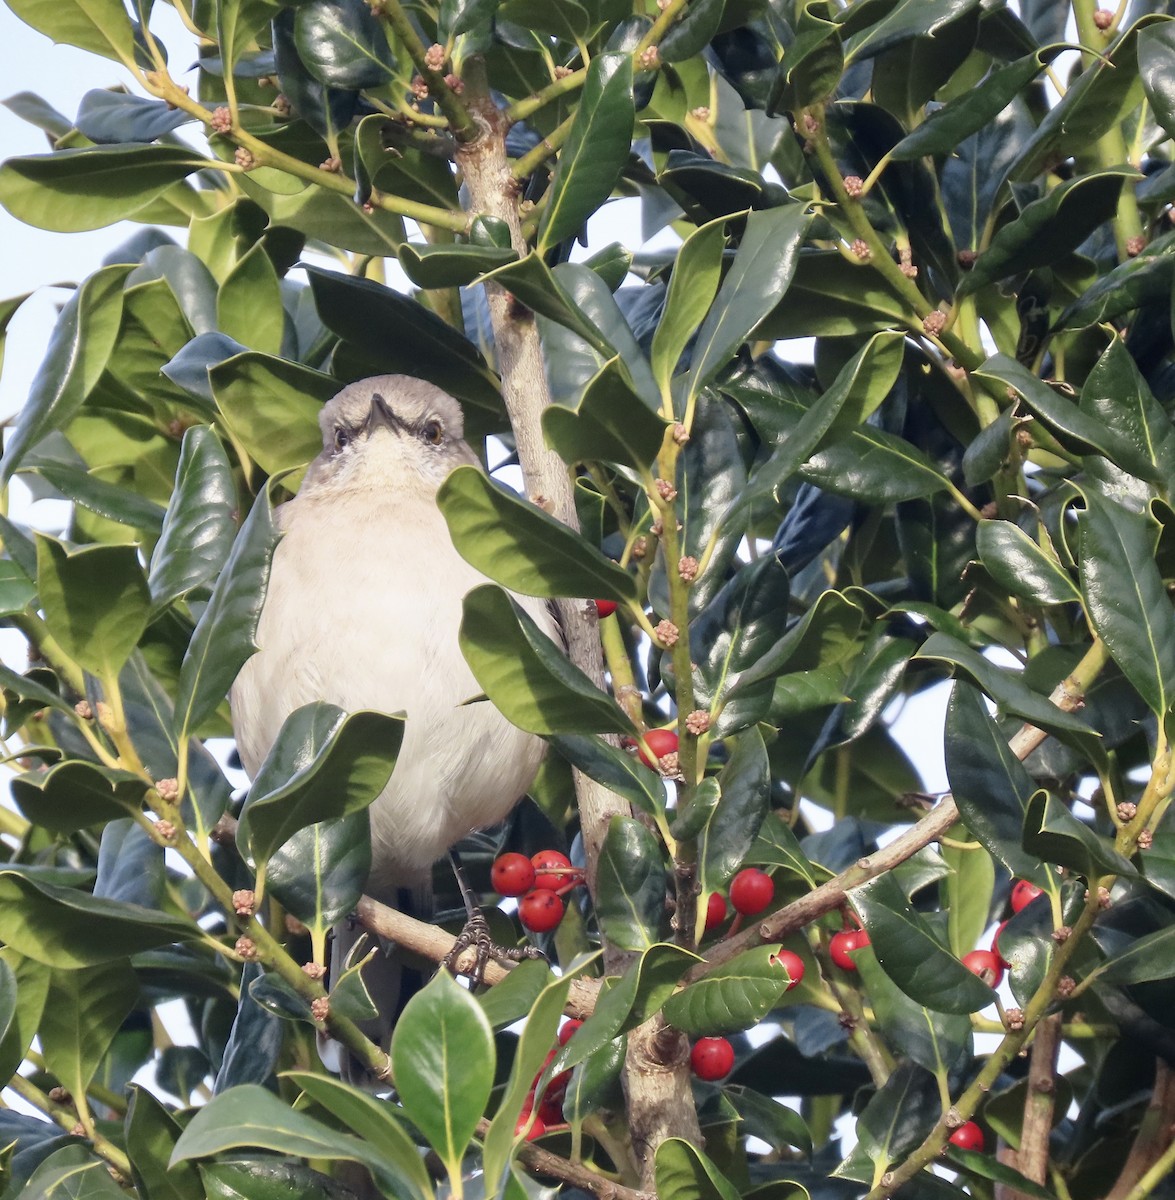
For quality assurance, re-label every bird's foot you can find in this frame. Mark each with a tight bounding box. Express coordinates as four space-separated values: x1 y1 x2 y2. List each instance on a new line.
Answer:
442 908 545 986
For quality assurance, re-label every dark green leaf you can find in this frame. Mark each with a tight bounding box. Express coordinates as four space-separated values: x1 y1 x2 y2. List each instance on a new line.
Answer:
1098 924 1175 985
757 251 909 338
660 0 724 61
1 266 128 483
946 1147 1057 1200
772 0 843 110
22 1143 127 1199
1055 241 1175 330
959 169 1137 296
148 426 238 613
655 1138 741 1200
844 0 981 62
537 54 634 254
11 761 145 835
398 242 517 289
459 584 632 734
438 465 636 599
596 816 666 951
217 242 284 356
477 958 556 1029
850 871 995 1014
688 205 810 403
237 704 401 868
174 480 281 740
266 811 371 929
1079 495 1175 717
549 734 665 817
976 519 1081 606
294 0 395 89
1023 790 1135 880
836 1061 939 1181
543 357 668 471
698 727 770 894
125 1086 203 1200
663 945 796 1036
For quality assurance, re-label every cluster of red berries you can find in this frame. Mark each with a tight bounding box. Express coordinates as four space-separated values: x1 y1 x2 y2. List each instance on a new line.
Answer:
960 878 1044 989
690 947 804 1080
704 867 776 931
492 850 585 933
516 1018 582 1140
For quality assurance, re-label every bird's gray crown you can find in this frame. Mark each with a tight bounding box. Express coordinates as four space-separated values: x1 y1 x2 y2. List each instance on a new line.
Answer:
318 375 466 447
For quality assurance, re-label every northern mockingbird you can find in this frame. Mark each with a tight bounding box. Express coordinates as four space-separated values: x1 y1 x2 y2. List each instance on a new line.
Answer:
230 375 557 1055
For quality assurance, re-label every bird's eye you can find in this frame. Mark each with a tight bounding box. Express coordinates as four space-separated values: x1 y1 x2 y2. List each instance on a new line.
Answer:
334 426 350 452
422 420 444 446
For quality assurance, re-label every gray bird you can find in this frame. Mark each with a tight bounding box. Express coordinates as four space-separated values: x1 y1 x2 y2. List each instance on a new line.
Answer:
230 375 557 1058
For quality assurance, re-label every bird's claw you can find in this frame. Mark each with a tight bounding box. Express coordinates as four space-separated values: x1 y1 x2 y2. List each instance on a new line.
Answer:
443 909 545 986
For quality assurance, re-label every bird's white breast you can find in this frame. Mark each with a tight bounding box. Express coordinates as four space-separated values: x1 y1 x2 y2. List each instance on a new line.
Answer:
230 487 556 898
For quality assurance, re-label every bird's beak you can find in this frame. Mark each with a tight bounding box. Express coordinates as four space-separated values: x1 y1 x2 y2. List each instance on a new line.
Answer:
365 394 407 437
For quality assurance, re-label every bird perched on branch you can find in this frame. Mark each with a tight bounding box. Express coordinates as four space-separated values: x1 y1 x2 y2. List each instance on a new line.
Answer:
230 374 557 1063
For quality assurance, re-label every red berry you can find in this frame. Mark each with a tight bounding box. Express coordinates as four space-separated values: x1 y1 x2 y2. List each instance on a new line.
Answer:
557 1018 583 1045
729 868 774 916
704 893 728 930
531 850 573 891
1010 879 1043 913
830 929 867 970
537 1096 564 1125
949 1121 985 1152
594 599 618 618
771 947 804 991
637 728 679 768
690 1036 734 1081
991 921 1010 969
962 948 1004 988
491 852 536 897
516 1112 546 1141
519 889 565 933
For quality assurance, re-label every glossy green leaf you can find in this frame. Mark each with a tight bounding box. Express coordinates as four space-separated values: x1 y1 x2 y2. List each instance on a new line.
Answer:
284 1071 432 1200
802 424 952 503
498 0 589 40
481 252 613 357
976 519 1081 606
944 683 1042 878
0 950 49 1083
1097 924 1175 985
1140 22 1175 138
174 480 281 740
549 733 665 817
477 957 555 1029
889 48 1052 160
1023 789 1135 880
307 266 502 414
543 357 667 471
209 352 335 478
217 242 284 356
663 945 796 1036
550 943 700 1077
1082 337 1175 490
943 837 995 962
844 0 981 62
148 426 238 614
36 537 150 681
655 1138 741 1200
1079 496 1175 717
959 169 1137 296
945 1147 1056 1200
0 558 34 617
216 0 280 75
439 0 499 39
850 871 995 1014
688 205 809 403
855 943 971 1073
538 54 634 254
266 811 371 930
22 1143 127 1199
482 967 576 1191
391 969 494 1179
0 147 209 233
125 1086 203 1200
294 0 395 89
170 1084 416 1192
836 1061 939 1181
1008 14 1165 181
650 214 727 397
750 811 825 887
659 0 723 61
40 961 137 1103
918 632 1095 745
698 727 770 894
438 464 636 599
772 0 843 110
563 1035 626 1124
5 0 135 63
1054 241 1175 330
354 115 460 211
24 464 167 532
398 242 517 289
1 266 128 482
596 816 666 951
236 703 401 868
975 354 1159 483
459 584 631 734
0 870 199 968
11 761 145 835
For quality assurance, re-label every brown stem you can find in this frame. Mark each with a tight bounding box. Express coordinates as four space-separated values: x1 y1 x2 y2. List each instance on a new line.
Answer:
455 57 701 1182
997 1012 1062 1200
1106 1061 1175 1200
